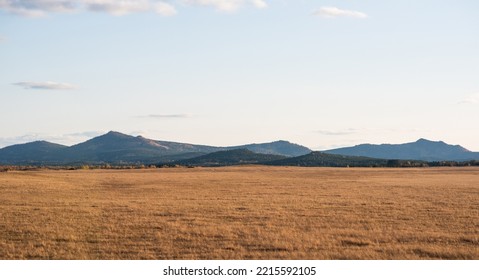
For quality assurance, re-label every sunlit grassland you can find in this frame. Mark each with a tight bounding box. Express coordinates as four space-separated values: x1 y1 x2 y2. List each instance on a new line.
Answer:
0 167 478 259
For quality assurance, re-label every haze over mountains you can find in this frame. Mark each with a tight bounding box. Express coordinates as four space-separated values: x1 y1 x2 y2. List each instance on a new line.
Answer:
0 131 478 166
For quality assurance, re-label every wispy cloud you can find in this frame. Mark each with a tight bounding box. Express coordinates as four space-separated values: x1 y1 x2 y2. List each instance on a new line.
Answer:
0 0 177 17
316 128 358 136
84 0 177 16
0 0 77 17
0 0 266 17
0 131 104 148
154 2 177 16
65 131 104 138
0 134 42 148
314 7 367 19
139 114 193 119
13 81 77 90
184 0 267 12
458 93 479 104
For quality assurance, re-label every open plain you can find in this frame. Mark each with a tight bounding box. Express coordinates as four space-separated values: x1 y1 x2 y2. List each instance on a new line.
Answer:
0 166 478 259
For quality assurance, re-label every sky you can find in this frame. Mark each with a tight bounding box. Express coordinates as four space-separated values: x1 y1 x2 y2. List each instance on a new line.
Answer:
1 0 478 151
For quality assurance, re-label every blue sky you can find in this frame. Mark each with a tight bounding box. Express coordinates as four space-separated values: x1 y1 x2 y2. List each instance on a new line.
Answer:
1 1 478 150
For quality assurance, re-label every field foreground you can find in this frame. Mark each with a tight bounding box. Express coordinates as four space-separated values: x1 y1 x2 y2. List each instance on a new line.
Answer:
0 166 478 259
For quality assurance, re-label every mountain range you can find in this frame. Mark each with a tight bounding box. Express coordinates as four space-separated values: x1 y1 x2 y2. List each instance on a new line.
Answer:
0 131 311 165
0 132 478 166
324 138 479 162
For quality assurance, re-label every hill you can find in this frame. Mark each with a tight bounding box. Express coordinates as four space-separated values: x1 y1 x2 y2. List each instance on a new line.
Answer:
267 152 390 167
3 132 477 166
0 131 310 165
230 140 312 157
65 131 219 164
0 141 67 164
324 139 479 161
174 149 287 167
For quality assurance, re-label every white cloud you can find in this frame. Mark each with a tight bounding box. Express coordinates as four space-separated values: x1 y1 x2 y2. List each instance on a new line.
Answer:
0 133 42 148
316 128 358 136
0 0 177 16
458 93 479 104
84 0 150 16
183 0 267 12
0 131 104 148
13 81 77 90
154 2 177 16
314 7 367 19
0 0 76 17
250 0 266 9
139 114 192 119
0 0 265 16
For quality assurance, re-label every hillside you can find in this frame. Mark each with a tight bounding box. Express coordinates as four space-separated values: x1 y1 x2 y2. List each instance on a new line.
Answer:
174 149 287 167
230 140 312 157
2 132 478 166
0 131 310 165
65 131 218 163
324 139 479 161
0 141 67 164
267 152 389 167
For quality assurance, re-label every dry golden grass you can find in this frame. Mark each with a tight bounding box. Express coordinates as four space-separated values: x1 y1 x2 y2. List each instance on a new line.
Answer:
0 166 478 260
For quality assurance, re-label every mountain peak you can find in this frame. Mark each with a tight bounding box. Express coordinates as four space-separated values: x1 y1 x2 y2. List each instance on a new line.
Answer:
105 131 127 137
96 131 134 140
416 138 445 145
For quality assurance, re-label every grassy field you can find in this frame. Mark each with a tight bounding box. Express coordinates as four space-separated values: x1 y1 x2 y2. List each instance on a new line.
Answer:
0 166 478 260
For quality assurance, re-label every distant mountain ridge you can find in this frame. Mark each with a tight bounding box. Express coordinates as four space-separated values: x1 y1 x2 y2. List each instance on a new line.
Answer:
1 133 478 166
65 131 218 163
324 139 479 161
0 131 311 165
